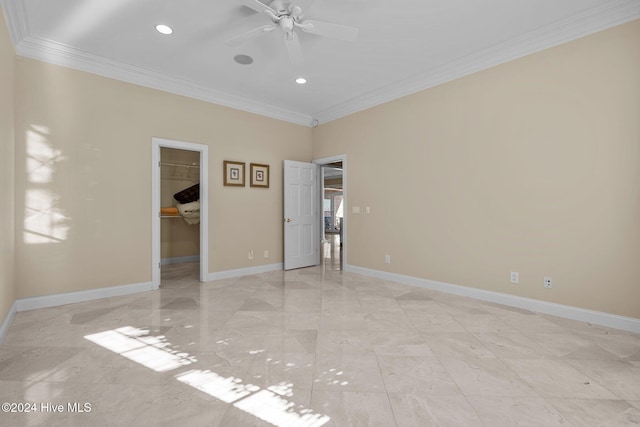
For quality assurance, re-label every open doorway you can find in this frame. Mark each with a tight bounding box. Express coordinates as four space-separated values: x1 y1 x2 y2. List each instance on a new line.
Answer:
159 147 201 287
152 138 209 290
314 155 346 271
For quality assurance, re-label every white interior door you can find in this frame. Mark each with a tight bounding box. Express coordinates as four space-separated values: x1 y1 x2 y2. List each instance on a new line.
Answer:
284 160 320 270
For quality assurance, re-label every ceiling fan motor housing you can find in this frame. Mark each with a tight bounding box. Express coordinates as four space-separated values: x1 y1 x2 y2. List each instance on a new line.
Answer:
269 0 290 16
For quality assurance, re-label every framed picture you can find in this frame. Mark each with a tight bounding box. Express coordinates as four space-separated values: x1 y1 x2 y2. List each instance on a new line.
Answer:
223 161 245 187
250 163 270 188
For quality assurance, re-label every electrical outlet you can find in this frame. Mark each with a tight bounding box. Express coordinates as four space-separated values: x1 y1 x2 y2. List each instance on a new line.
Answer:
384 255 391 264
248 250 254 260
263 250 269 259
510 272 519 284
544 276 552 289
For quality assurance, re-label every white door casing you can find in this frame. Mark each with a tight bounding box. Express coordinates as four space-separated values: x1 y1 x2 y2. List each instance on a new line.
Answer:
283 160 320 270
152 137 209 289
314 154 347 269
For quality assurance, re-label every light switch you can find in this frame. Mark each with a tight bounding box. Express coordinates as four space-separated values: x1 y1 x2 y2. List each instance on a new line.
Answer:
365 206 371 214
352 206 360 214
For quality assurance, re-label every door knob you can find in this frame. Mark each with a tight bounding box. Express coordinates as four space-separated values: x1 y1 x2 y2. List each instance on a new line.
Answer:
285 218 293 223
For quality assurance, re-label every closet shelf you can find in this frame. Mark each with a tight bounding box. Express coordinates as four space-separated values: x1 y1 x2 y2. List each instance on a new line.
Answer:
160 161 199 168
160 161 200 184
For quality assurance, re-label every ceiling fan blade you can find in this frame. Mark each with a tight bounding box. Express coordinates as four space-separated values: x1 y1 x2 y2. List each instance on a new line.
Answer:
297 19 359 41
236 0 277 15
284 32 304 65
224 20 275 47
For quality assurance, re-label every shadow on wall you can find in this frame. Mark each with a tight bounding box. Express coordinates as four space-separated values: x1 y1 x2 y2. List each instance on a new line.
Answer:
22 124 70 244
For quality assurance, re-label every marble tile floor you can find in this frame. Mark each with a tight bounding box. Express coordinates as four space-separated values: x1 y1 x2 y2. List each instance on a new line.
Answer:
1 262 639 426
322 233 342 271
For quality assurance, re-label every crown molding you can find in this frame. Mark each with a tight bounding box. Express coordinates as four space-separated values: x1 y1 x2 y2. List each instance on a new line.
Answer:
1 0 313 126
3 0 639 127
0 0 28 46
14 35 313 126
312 0 640 124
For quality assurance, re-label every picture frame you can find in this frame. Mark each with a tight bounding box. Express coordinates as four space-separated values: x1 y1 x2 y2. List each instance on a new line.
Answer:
223 161 245 187
250 163 270 188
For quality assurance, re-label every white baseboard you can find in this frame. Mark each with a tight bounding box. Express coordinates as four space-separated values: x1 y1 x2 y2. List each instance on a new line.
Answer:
206 263 283 281
346 265 640 334
0 301 17 346
161 256 200 265
15 281 154 312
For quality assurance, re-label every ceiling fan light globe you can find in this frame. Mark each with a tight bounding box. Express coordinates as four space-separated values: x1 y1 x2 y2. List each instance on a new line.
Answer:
290 5 303 18
280 16 294 32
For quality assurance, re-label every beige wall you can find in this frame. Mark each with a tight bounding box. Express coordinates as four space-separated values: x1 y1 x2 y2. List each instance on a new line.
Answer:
313 20 640 318
0 10 16 326
160 147 200 260
3 13 638 321
14 58 312 298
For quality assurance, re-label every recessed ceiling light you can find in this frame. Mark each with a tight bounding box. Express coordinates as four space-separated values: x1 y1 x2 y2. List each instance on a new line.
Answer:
234 54 254 65
295 77 307 85
155 24 173 35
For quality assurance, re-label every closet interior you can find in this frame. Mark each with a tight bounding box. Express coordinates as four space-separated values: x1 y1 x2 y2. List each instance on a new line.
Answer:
160 147 201 282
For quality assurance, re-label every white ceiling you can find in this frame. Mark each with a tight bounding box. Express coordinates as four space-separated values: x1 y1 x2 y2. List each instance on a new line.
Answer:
2 0 639 126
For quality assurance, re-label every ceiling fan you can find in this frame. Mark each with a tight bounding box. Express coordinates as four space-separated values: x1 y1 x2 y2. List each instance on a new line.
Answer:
225 0 359 65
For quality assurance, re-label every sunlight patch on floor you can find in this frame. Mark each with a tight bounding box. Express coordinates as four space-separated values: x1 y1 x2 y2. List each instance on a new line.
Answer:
84 326 196 373
178 370 329 427
176 369 259 403
86 326 330 426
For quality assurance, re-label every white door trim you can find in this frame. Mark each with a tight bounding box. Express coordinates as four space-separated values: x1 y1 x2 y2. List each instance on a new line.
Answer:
152 137 209 289
313 154 347 269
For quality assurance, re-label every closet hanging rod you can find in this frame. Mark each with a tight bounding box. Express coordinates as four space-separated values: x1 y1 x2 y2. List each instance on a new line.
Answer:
160 161 200 168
